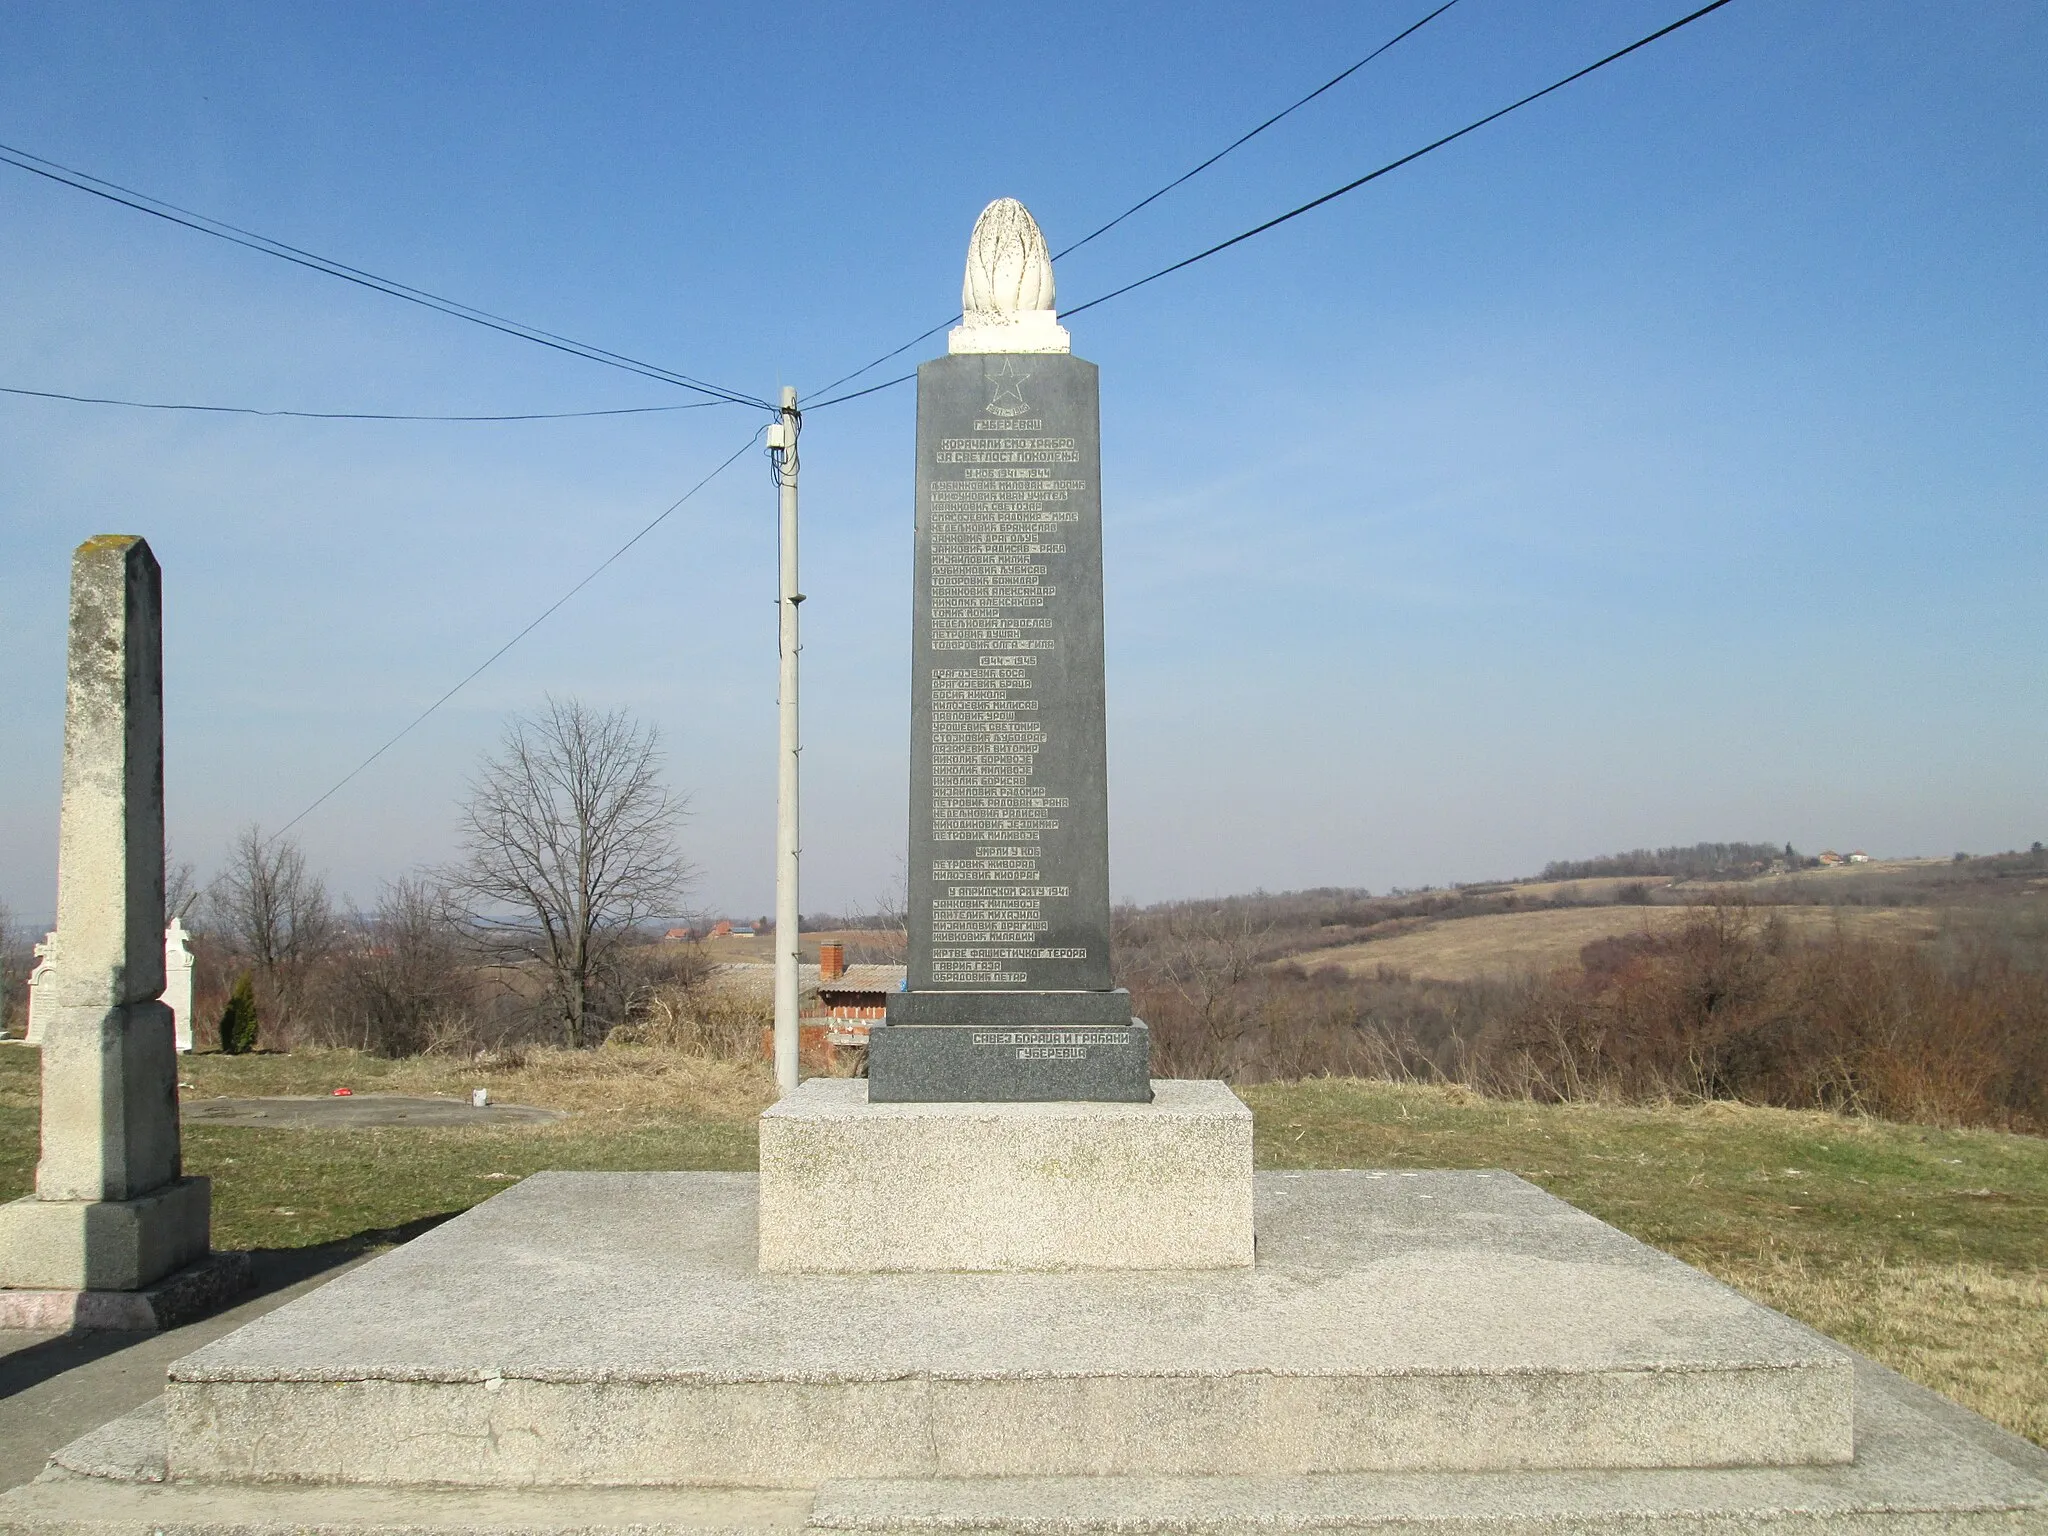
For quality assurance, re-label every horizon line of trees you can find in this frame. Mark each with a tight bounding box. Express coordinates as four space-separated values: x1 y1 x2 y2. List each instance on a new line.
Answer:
1539 841 1802 883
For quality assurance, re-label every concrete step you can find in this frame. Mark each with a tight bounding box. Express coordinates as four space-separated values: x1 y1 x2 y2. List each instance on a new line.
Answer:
8 1359 2044 1535
813 1358 2048 1536
161 1171 1850 1488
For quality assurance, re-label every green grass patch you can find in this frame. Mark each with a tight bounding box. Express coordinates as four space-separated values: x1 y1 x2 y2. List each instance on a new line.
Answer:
186 1121 759 1252
1244 1078 2048 1274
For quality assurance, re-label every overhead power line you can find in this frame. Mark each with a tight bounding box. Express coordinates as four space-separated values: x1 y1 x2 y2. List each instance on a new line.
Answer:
804 0 1738 413
1052 0 1464 264
1063 0 1738 321
270 427 764 839
801 0 1464 404
0 140 775 413
803 318 958 407
0 382 722 422
804 370 923 411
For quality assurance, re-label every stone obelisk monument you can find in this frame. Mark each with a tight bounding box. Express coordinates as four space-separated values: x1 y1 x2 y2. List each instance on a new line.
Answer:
868 198 1149 1102
0 536 232 1327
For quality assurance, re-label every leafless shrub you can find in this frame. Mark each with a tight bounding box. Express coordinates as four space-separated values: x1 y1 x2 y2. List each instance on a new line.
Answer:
609 959 766 1060
323 877 478 1057
1114 899 1271 1077
1117 893 1524 1086
1109 886 2046 1129
1474 901 2048 1129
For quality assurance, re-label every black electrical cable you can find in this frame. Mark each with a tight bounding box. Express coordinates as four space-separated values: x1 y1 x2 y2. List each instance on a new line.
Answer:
805 370 918 411
1062 0 1739 322
0 141 774 412
0 383 722 421
802 317 959 407
801 0 1464 404
269 427 764 839
1051 0 1464 264
806 0 1739 412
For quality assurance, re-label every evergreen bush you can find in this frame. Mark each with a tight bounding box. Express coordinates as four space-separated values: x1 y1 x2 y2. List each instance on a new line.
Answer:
219 973 259 1055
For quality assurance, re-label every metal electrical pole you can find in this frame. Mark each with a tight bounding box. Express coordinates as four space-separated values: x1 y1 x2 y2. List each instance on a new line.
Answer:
769 387 802 1094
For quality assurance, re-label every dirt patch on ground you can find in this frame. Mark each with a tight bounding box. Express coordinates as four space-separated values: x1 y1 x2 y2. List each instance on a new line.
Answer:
183 1094 565 1128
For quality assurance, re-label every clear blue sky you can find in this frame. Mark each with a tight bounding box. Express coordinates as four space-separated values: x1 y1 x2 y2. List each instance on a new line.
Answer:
2 1 2042 924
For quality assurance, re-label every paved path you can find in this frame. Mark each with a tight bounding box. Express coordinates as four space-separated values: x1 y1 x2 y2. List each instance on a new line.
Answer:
0 1237 413 1492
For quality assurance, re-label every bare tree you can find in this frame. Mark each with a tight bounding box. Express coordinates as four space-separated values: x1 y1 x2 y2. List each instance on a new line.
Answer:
448 698 690 1047
843 856 909 964
166 850 199 926
205 826 337 1021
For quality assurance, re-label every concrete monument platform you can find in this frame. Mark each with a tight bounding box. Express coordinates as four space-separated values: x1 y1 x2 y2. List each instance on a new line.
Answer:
759 1078 1251 1272
152 1170 1852 1489
10 1286 2048 1536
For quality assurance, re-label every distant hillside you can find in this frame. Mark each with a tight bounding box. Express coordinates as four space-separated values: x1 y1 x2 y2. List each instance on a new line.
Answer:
1539 842 1794 882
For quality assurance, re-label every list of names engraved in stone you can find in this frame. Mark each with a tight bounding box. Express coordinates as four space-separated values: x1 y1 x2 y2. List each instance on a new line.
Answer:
926 416 1084 985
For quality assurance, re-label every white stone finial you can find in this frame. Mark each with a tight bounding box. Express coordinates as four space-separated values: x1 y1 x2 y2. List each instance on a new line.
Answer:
950 198 1070 355
963 198 1055 317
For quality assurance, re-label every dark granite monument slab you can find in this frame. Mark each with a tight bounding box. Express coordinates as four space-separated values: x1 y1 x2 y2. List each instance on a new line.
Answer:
867 332 1150 1103
867 1022 1151 1103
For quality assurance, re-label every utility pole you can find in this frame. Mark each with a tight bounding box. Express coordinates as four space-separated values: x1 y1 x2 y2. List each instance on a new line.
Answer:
768 387 802 1094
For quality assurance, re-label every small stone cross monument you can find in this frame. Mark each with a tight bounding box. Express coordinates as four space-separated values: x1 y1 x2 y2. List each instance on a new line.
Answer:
164 916 195 1052
26 920 197 1052
866 197 1150 1102
0 537 239 1328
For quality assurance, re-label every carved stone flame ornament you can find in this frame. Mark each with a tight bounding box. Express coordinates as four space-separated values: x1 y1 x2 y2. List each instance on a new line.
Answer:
950 198 1071 355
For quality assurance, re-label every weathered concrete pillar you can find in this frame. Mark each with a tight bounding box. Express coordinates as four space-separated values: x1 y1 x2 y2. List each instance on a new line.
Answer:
0 536 211 1300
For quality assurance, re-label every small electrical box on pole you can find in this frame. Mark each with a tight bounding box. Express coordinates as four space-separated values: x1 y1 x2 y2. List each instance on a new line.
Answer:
768 388 802 1094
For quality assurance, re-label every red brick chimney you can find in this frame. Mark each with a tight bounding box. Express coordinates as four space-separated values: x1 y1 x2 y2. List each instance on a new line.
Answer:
819 942 846 982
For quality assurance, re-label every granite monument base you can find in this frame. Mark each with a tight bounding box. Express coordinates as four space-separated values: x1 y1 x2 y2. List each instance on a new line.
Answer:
868 992 1150 1102
0 1248 251 1331
758 1078 1252 1272
0 1175 212 1291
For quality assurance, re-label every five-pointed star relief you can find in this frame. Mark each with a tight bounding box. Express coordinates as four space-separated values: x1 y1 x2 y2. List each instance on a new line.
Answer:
985 358 1031 415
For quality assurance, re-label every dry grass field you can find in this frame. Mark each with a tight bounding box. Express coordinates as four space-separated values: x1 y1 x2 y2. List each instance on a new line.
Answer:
1309 902 1947 982
1683 856 1960 900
